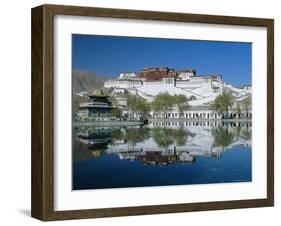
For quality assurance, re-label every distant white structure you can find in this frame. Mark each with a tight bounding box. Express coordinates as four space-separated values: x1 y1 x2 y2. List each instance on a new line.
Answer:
104 67 252 118
242 85 252 91
104 78 142 89
177 69 196 80
119 72 136 79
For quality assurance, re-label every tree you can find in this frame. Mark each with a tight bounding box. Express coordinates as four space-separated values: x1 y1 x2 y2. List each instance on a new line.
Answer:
136 97 151 117
152 92 174 118
111 107 122 118
126 94 150 118
211 91 234 118
174 94 189 118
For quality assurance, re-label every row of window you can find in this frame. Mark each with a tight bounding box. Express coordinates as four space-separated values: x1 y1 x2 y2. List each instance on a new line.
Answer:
105 80 141 85
151 121 252 127
152 112 252 119
153 112 221 119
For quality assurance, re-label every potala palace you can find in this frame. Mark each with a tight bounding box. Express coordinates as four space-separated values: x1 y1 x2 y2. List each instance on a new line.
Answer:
103 67 252 120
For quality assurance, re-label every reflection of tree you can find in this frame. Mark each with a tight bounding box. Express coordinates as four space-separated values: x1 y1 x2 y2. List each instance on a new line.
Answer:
240 127 252 142
173 128 191 146
90 149 104 158
110 128 124 143
152 128 174 148
234 126 241 139
233 126 251 143
212 126 235 148
124 127 151 145
152 127 192 148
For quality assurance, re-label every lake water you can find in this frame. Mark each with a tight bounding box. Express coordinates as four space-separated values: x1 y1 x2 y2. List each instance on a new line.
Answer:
72 120 252 190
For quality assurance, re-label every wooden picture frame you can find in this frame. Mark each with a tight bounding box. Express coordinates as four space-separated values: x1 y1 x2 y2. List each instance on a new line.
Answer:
31 4 274 221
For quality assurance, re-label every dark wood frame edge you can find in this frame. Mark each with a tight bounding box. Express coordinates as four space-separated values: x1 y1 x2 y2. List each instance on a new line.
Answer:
31 4 274 221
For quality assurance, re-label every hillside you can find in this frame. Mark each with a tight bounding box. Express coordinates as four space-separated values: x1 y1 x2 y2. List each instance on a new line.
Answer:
72 69 109 93
72 70 110 114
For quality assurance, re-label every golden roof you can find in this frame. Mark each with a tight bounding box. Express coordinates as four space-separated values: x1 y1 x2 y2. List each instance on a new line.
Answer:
91 149 103 157
91 89 105 97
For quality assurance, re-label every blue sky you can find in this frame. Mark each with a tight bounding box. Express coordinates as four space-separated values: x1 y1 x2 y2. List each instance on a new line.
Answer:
72 34 252 87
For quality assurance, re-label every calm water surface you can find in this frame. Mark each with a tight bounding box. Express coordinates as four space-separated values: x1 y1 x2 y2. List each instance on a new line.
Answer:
73 121 252 190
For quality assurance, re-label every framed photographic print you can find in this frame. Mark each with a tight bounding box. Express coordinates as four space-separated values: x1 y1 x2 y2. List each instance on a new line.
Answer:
31 4 274 221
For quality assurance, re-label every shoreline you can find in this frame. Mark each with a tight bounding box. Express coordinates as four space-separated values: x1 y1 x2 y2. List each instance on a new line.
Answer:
73 118 251 127
73 120 144 127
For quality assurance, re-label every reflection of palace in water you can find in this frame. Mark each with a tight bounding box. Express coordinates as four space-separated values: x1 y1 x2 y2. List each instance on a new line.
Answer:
74 121 251 166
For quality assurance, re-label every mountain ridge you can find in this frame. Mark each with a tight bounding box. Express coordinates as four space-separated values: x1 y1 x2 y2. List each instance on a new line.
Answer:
72 69 110 93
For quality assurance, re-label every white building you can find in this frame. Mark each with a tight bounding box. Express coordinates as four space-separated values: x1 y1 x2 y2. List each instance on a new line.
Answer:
177 69 196 80
104 68 252 118
152 106 223 119
104 78 142 89
119 72 136 79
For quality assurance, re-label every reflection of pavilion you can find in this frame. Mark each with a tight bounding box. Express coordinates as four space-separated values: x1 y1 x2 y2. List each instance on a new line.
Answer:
73 122 251 165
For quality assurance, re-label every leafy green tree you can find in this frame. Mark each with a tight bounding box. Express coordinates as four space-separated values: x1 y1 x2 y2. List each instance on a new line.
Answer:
152 92 174 118
211 91 234 118
174 94 189 118
136 98 151 117
127 94 138 113
111 107 122 118
127 94 150 118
